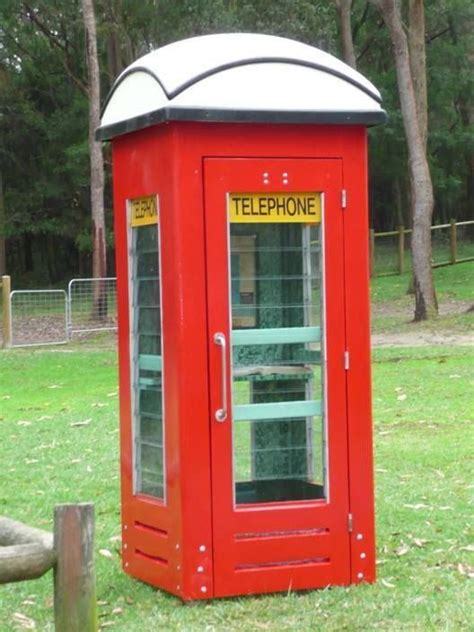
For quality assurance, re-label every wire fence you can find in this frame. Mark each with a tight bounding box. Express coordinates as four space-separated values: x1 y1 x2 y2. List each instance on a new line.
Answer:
67 277 117 337
1 278 117 349
10 290 68 347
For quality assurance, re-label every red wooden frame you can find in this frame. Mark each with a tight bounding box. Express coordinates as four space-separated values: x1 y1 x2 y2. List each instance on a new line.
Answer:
111 122 375 601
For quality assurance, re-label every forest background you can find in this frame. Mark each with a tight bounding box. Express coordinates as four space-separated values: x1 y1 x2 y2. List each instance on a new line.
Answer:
0 0 472 289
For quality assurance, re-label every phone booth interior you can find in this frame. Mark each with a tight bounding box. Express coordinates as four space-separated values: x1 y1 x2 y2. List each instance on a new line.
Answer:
97 33 386 601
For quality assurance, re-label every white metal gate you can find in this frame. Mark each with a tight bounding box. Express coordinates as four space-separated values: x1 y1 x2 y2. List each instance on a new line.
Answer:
10 290 68 347
67 277 117 337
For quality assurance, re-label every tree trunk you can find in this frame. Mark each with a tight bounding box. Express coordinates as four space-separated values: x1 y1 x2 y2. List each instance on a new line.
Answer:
370 0 437 320
408 0 428 150
334 0 357 68
82 0 107 320
0 172 5 277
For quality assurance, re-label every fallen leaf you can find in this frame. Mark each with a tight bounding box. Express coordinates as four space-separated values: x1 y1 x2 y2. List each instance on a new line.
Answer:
125 596 134 605
21 600 35 606
1 395 11 400
107 392 118 398
25 459 38 464
458 563 474 578
109 535 121 543
395 544 410 556
459 545 474 553
37 415 53 421
381 579 395 588
47 384 62 389
12 613 36 629
112 608 123 615
70 419 92 427
403 503 431 510
100 623 115 629
397 394 407 401
70 459 82 464
412 538 429 548
97 600 108 606
17 421 32 426
449 374 461 379
99 549 113 558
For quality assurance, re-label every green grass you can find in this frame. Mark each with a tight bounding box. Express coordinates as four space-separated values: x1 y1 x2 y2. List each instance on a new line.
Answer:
371 260 474 334
0 344 472 631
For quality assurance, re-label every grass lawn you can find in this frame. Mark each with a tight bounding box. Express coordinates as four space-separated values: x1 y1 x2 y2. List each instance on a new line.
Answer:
0 343 472 631
371 261 474 334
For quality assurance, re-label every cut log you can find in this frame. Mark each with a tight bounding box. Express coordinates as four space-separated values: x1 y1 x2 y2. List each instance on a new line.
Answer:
0 516 55 583
0 542 55 583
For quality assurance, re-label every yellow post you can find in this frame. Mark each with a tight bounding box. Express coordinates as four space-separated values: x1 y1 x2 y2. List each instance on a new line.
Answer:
450 219 457 264
398 225 405 275
1 275 11 348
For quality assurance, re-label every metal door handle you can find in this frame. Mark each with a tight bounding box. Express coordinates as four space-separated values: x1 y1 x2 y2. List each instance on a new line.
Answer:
213 332 227 422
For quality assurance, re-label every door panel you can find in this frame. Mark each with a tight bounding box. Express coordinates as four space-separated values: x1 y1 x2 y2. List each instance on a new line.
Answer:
205 158 349 597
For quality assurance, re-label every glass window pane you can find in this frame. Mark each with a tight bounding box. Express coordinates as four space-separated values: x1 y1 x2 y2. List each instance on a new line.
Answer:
230 219 325 504
130 221 165 500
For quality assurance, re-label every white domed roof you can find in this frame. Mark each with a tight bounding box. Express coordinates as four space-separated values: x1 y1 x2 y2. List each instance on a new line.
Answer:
97 33 385 140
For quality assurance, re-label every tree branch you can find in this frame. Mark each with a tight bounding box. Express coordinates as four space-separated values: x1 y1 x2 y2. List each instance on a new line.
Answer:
21 2 89 95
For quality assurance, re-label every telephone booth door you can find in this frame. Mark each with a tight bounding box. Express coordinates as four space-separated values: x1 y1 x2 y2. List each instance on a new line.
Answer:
205 157 350 597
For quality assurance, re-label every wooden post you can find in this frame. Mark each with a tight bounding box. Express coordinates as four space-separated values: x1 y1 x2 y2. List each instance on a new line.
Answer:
1 275 12 348
398 225 405 275
369 229 375 277
450 219 457 264
54 503 98 632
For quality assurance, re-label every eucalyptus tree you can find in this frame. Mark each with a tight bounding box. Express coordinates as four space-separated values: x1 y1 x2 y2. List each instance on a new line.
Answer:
369 0 437 320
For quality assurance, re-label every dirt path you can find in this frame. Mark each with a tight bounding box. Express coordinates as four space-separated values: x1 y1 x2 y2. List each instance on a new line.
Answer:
372 332 473 347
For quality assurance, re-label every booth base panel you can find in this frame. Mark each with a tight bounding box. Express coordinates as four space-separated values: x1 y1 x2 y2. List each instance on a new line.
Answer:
236 479 325 504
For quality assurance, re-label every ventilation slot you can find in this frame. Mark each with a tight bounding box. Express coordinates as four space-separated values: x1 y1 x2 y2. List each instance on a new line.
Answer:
236 556 329 571
135 549 168 567
235 527 328 541
134 521 168 538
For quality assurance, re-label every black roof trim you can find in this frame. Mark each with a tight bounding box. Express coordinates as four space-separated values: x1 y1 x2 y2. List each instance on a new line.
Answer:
96 106 387 141
169 58 382 104
100 56 382 118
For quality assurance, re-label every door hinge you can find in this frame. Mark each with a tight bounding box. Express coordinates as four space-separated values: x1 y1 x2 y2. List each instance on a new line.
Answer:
348 513 353 533
344 350 350 370
341 189 347 209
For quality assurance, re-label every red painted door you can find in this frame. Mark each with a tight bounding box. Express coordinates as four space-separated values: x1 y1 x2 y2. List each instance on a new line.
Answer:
205 157 350 597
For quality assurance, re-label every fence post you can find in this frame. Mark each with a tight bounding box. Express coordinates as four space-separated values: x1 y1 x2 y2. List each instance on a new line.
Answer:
1 275 12 348
450 219 457 264
398 225 405 275
54 503 98 632
369 229 375 277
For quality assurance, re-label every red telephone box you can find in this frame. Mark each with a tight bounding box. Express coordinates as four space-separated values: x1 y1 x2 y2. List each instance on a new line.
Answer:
97 33 385 601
